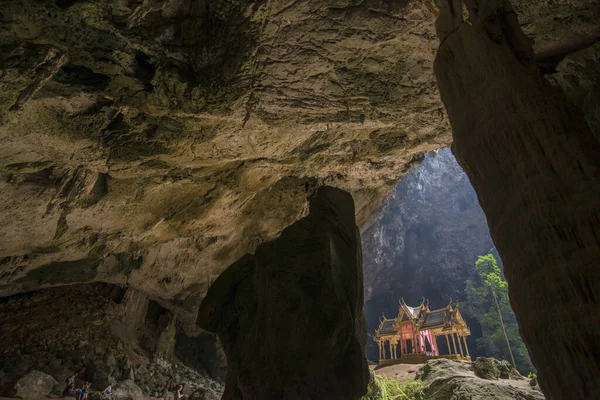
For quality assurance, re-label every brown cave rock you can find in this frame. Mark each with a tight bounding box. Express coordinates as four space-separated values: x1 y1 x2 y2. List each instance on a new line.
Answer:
197 186 369 399
434 1 600 399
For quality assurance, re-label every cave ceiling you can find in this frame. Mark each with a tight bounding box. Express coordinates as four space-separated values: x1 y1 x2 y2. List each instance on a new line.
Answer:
1 0 599 318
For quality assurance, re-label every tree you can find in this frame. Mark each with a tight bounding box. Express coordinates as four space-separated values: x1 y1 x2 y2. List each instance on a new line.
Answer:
464 253 535 373
475 254 515 368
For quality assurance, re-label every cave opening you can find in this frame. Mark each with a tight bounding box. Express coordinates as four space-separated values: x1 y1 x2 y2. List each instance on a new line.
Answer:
362 148 533 374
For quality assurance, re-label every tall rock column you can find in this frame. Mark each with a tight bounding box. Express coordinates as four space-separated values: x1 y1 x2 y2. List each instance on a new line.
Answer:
433 1 600 399
197 186 369 399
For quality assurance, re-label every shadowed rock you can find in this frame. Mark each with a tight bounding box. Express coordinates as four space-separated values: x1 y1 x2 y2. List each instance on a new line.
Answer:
434 1 600 398
198 186 369 399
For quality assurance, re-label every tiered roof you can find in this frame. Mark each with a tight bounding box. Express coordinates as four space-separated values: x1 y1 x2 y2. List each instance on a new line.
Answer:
374 298 469 339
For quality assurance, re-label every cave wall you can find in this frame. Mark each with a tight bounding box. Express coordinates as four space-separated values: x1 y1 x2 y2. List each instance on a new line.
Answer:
433 1 600 399
198 187 369 400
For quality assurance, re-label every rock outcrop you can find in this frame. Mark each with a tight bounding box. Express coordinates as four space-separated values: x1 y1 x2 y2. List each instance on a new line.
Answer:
472 357 522 381
0 283 223 398
416 358 543 400
198 186 369 399
434 1 600 399
13 370 57 399
113 380 144 400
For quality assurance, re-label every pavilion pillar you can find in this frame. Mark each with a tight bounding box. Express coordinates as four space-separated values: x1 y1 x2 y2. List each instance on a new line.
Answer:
378 341 382 360
412 332 417 354
391 343 396 359
384 340 388 360
452 333 458 356
433 335 438 356
445 334 451 354
462 336 470 358
456 334 465 358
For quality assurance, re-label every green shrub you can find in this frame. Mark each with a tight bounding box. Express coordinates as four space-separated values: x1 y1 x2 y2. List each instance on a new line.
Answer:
363 373 425 400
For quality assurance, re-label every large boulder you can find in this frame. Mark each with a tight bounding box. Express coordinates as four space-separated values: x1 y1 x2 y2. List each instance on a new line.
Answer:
198 186 369 399
472 357 501 380
14 370 58 399
416 359 544 400
494 359 523 381
86 360 114 387
113 379 144 400
471 357 523 381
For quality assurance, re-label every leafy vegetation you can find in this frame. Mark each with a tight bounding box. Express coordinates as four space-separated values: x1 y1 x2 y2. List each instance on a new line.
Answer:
464 253 535 374
363 373 425 400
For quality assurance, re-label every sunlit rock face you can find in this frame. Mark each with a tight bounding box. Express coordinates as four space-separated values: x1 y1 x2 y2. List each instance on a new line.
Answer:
0 0 599 324
361 148 497 360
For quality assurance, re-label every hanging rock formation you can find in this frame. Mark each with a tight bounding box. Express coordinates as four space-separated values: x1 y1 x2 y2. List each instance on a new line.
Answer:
434 1 600 399
198 186 369 400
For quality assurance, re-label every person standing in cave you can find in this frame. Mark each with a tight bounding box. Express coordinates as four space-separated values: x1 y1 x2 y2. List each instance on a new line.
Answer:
103 384 114 400
81 382 90 400
62 374 76 397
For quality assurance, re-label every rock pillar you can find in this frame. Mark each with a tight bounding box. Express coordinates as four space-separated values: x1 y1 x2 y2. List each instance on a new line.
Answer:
154 317 177 363
197 186 369 399
434 1 600 398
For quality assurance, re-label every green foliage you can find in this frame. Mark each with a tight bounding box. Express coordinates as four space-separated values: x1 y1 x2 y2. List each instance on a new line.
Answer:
464 253 535 374
528 372 537 379
363 373 425 400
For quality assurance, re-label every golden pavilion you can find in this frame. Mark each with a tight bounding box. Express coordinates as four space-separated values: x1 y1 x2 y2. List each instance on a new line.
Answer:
373 298 471 365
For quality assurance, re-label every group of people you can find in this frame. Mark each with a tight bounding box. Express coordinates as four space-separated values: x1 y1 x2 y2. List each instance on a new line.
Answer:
62 374 113 400
62 373 184 400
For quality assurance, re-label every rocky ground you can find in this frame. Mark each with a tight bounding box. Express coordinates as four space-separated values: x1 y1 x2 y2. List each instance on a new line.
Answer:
0 284 224 400
372 357 544 400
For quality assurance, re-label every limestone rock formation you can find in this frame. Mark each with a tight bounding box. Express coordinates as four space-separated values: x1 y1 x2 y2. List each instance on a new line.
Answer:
113 379 144 400
1 0 600 397
472 357 522 381
548 42 600 138
0 0 446 309
1 0 599 323
434 1 600 398
13 370 57 399
0 283 223 398
416 358 544 400
198 186 369 399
